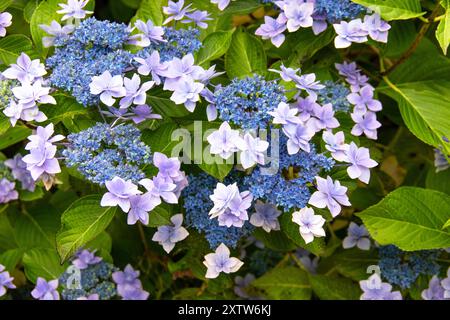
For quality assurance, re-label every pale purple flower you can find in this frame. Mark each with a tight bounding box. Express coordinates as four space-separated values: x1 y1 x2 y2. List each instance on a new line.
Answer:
113 264 149 300
196 65 224 84
100 177 142 212
3 53 46 84
0 178 18 204
160 54 203 91
282 123 314 154
294 95 320 122
203 243 244 279
203 88 218 121
31 278 60 300
22 141 61 181
283 1 314 32
0 12 12 37
294 73 325 97
170 78 204 112
360 274 402 300
351 111 381 140
217 191 252 228
422 276 447 300
312 13 328 35
184 10 212 29
344 142 378 184
39 20 75 47
322 131 348 162
89 71 126 106
363 14 390 43
4 101 25 126
127 193 159 225
250 201 281 233
269 64 300 82
163 0 192 25
255 16 287 48
268 101 301 125
442 267 450 299
152 214 189 253
343 222 371 250
140 174 178 204
211 0 231 11
347 73 370 93
153 152 183 182
118 284 149 300
238 133 269 169
308 103 339 132
57 0 93 20
209 182 240 218
292 207 326 244
77 294 99 300
134 51 168 85
234 274 256 299
129 20 165 47
25 123 64 150
347 85 382 114
5 154 35 192
207 122 243 159
0 265 15 297
335 61 359 79
333 19 369 49
309 176 350 217
119 74 154 109
130 105 162 124
12 81 56 108
72 250 102 269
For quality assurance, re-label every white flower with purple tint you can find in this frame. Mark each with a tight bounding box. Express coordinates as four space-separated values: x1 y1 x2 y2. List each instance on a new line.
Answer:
203 243 244 279
5 154 35 192
100 177 142 212
351 111 381 140
207 122 243 159
31 278 60 300
360 274 402 300
308 103 340 132
152 214 189 253
129 19 165 47
268 101 301 125
3 53 47 84
322 131 348 162
12 81 56 108
363 14 391 43
292 207 326 244
0 178 18 204
333 19 369 49
0 265 15 297
57 0 93 20
344 142 378 184
0 12 12 37
134 51 168 85
343 222 371 250
282 123 314 154
39 20 75 47
211 0 231 11
294 73 325 97
89 71 126 106
25 123 65 149
119 74 154 109
184 10 212 29
269 64 300 82
160 54 204 91
309 176 350 217
127 193 159 225
422 276 447 300
209 182 240 218
72 250 102 270
217 190 252 228
238 133 269 169
250 201 281 233
294 95 320 122
140 174 178 204
347 85 382 114
170 78 204 112
283 1 314 32
255 16 287 48
163 0 192 24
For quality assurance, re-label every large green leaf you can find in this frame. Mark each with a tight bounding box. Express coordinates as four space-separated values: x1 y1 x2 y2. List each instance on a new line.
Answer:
0 126 32 150
56 195 117 263
196 29 235 67
426 167 450 195
309 274 361 300
0 1 13 11
351 0 425 20
23 248 68 283
225 28 267 78
141 122 180 156
332 249 379 281
357 187 450 251
40 94 89 124
0 34 33 65
252 266 311 300
436 0 450 54
0 248 24 272
131 0 164 25
147 88 191 118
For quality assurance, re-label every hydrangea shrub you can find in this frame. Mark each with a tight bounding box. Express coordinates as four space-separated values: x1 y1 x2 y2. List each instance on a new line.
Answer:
0 0 449 301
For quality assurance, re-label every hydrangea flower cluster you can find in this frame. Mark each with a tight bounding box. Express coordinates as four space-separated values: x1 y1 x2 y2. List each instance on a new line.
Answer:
63 123 152 185
253 0 391 49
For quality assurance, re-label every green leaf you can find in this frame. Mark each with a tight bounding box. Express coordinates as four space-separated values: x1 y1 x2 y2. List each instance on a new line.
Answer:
222 0 262 14
23 248 67 283
131 0 164 25
252 266 311 300
147 88 191 118
253 229 297 252
147 205 171 227
309 274 361 300
56 195 117 263
141 122 180 156
443 219 450 229
351 0 425 21
436 0 450 54
0 34 33 65
40 94 89 124
0 248 24 272
0 210 17 250
279 213 326 256
196 29 235 67
357 187 450 251
0 126 32 150
0 1 13 11
19 187 44 202
333 249 379 281
426 168 450 195
225 28 267 78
